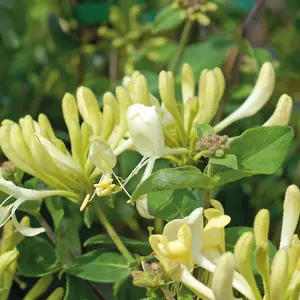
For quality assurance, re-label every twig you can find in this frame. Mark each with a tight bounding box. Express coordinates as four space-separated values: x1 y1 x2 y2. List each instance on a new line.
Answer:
36 213 56 243
169 20 192 75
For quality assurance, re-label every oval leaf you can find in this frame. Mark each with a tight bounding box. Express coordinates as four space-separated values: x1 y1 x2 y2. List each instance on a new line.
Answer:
17 236 58 277
66 251 129 283
132 166 214 199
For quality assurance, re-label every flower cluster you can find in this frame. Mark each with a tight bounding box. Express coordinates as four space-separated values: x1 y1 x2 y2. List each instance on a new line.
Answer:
144 184 300 299
173 0 218 26
98 4 168 74
0 61 294 233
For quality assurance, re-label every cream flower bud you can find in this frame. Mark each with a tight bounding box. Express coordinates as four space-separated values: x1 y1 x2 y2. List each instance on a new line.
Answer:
234 232 262 299
132 74 152 106
270 249 288 300
46 287 65 300
212 252 235 300
76 86 102 136
255 242 270 298
263 94 293 126
0 249 18 277
196 68 224 124
159 71 185 140
280 185 300 249
254 209 270 245
88 136 116 173
288 235 300 280
102 92 117 140
38 114 57 144
214 62 275 133
23 275 53 300
127 104 165 158
62 93 79 122
181 64 195 104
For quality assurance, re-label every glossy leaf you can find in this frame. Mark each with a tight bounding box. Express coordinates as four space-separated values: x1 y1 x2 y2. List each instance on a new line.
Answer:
66 251 129 283
148 189 202 221
132 166 214 199
213 126 294 185
17 236 58 277
64 275 98 300
84 234 151 255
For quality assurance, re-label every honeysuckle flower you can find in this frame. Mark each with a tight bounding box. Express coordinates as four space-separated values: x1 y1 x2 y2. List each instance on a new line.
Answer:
0 177 77 236
211 252 235 300
222 184 300 300
202 200 231 262
149 224 215 299
279 184 300 249
0 86 132 221
263 94 293 126
162 206 254 298
214 62 275 133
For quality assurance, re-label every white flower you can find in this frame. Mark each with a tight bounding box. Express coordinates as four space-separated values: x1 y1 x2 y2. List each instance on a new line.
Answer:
279 185 300 249
0 177 76 236
214 62 275 133
127 104 165 158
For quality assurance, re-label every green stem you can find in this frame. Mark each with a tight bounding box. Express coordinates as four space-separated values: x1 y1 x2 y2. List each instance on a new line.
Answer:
203 162 213 211
169 20 192 76
93 203 134 263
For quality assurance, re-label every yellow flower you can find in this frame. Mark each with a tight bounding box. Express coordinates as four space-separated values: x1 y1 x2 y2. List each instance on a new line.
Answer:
202 200 231 262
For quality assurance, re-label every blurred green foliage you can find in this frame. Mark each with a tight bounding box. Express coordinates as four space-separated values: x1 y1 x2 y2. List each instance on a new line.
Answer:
1 0 300 298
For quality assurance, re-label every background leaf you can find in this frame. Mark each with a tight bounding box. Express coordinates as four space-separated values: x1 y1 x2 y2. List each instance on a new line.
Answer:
17 236 58 277
132 166 214 199
66 251 129 283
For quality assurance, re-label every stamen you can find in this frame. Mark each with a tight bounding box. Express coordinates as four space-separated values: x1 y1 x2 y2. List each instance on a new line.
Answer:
80 194 91 211
123 156 150 185
0 195 13 208
94 179 113 189
112 170 131 198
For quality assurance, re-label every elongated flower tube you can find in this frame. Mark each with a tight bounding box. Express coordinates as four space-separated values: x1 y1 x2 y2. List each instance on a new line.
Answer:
163 207 254 299
0 177 77 236
263 94 293 126
212 252 235 300
214 62 275 133
279 185 300 249
149 224 215 299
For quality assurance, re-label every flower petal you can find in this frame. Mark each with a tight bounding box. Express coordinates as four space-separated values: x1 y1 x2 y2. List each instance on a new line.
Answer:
12 214 45 236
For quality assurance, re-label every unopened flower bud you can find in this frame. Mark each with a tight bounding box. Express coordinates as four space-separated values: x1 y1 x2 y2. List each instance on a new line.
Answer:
254 209 270 245
46 287 65 300
214 62 275 133
270 249 288 300
23 275 53 300
212 252 235 300
62 93 79 122
76 86 102 136
102 92 117 140
234 232 261 299
127 104 164 158
280 185 300 249
2 161 17 177
182 64 195 104
263 94 293 126
88 136 116 173
197 133 229 158
132 74 152 106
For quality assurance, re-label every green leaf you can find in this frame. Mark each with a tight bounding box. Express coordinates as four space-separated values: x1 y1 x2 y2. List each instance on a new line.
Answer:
210 154 238 170
17 236 58 277
148 189 202 221
56 218 82 267
225 227 277 275
66 251 129 283
64 275 98 300
152 6 183 34
45 196 64 229
112 275 146 300
132 166 214 199
83 206 94 228
196 124 214 139
213 126 294 186
178 286 194 299
84 234 151 255
0 8 19 48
